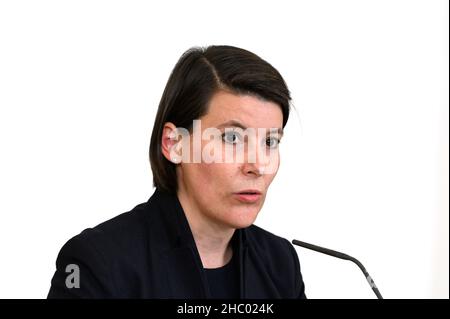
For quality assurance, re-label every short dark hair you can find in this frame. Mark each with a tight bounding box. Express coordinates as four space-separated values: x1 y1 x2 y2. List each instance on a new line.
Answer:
149 45 292 194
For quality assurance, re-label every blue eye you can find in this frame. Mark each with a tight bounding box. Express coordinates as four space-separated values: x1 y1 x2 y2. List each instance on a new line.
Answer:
266 137 280 148
222 131 242 144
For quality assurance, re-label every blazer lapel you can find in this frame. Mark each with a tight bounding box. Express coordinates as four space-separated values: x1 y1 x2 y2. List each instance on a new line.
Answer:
240 229 282 299
154 189 210 298
163 244 208 298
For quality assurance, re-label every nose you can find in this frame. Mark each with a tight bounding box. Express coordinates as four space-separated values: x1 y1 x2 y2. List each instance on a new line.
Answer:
241 144 266 177
242 161 264 176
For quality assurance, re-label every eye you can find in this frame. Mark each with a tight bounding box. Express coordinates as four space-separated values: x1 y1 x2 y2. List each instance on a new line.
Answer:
222 131 242 144
266 137 280 148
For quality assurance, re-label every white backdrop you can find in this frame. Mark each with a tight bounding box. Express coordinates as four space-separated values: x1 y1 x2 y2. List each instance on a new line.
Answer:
0 0 448 299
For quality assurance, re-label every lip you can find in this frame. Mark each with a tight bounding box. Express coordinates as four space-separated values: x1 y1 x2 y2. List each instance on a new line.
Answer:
233 190 262 203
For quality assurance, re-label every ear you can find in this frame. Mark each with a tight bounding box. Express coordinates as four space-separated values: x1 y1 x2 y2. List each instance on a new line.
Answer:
161 122 182 164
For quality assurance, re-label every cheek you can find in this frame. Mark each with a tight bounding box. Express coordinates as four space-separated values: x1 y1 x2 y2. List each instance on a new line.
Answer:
185 163 234 192
262 151 280 176
186 164 213 186
262 171 277 189
263 152 280 185
205 163 238 191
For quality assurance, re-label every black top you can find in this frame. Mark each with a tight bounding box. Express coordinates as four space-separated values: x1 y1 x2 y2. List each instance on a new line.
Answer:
204 253 239 299
47 188 306 298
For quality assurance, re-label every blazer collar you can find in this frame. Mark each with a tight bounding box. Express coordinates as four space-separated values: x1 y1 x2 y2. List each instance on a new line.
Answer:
150 188 250 298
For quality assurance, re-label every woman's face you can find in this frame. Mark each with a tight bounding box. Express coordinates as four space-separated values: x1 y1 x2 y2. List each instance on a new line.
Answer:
171 90 284 230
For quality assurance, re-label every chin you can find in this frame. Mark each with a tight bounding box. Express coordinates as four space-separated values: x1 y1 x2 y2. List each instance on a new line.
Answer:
225 208 260 229
232 221 255 229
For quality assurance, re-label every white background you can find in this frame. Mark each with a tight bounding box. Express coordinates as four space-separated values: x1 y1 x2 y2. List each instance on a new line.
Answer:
0 0 448 299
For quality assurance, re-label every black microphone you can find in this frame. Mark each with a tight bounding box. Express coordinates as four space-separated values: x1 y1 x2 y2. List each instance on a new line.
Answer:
292 239 383 299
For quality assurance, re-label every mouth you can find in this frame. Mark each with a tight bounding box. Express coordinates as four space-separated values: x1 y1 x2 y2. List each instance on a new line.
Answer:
233 190 262 203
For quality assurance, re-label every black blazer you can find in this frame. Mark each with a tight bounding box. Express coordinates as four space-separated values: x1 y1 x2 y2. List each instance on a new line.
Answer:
47 188 306 298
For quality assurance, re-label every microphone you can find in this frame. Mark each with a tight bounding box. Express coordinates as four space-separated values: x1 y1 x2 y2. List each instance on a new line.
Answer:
292 239 383 299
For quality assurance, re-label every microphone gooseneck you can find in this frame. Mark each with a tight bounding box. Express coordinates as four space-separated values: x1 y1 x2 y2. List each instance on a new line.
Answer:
292 239 383 299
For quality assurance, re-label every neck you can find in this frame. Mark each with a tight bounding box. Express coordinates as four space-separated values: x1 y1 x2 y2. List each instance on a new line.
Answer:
177 188 235 269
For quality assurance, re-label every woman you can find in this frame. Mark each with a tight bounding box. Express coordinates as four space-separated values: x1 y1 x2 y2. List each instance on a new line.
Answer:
47 45 306 298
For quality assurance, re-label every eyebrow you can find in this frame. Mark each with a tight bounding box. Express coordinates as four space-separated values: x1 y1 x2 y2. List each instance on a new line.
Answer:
216 120 284 136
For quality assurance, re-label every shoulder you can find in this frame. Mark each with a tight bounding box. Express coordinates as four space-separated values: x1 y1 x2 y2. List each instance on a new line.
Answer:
55 188 179 273
55 188 180 274
69 201 150 255
54 201 152 274
48 200 156 298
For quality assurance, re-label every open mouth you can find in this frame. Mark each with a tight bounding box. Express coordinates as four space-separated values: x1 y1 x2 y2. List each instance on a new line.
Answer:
236 189 261 195
234 191 262 203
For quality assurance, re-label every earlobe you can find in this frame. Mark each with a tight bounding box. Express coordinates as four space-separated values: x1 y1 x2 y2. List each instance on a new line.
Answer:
170 155 181 164
161 123 182 164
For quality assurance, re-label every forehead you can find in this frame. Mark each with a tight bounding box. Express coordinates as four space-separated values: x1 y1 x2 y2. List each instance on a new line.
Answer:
202 90 284 130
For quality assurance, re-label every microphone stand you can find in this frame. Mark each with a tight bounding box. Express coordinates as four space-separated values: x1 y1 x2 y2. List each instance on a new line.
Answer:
292 239 383 299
